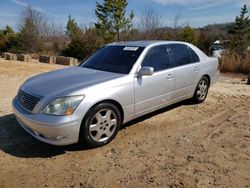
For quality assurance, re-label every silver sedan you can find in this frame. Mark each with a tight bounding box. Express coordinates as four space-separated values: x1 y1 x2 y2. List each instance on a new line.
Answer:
12 41 219 147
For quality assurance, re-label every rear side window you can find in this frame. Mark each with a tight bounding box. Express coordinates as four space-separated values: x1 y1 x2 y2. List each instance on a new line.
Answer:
189 47 200 62
169 44 197 66
142 45 172 72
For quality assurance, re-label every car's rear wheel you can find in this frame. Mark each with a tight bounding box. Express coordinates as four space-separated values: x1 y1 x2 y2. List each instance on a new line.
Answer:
79 103 121 148
193 76 209 103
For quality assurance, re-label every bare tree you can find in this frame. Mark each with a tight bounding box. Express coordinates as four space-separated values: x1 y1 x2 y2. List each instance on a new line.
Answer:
45 21 64 37
140 7 163 39
140 7 162 32
171 14 181 40
172 14 181 31
18 6 46 52
18 6 65 54
169 14 189 40
19 6 46 34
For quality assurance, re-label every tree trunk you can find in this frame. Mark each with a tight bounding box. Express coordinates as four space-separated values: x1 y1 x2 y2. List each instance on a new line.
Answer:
247 73 250 85
116 29 120 41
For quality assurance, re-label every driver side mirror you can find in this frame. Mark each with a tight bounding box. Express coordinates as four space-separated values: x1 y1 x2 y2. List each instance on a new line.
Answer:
137 67 154 76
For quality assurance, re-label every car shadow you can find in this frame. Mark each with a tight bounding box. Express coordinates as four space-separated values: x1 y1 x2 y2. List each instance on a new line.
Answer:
122 99 195 129
0 114 88 158
0 99 196 158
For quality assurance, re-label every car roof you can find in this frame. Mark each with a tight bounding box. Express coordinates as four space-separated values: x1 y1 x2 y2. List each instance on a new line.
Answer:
108 40 189 47
108 40 209 61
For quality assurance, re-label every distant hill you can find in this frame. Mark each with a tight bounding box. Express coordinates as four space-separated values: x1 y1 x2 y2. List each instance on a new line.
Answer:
156 23 233 39
202 23 233 30
199 23 233 39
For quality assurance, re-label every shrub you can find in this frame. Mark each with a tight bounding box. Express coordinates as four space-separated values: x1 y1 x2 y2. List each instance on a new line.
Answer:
221 50 250 74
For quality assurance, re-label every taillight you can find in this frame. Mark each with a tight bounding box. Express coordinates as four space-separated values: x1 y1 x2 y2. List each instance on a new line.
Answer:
217 59 220 71
217 64 220 71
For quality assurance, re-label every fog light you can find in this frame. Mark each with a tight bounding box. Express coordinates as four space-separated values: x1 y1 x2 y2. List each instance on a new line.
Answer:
34 131 40 136
41 134 66 140
55 136 65 140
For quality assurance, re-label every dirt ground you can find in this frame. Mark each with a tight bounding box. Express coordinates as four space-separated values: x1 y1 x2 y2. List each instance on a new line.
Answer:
0 58 249 188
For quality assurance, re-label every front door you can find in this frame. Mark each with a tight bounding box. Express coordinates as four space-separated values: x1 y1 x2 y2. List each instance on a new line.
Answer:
134 45 174 115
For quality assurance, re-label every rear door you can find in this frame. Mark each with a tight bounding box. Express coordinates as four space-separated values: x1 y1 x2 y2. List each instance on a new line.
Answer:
168 44 201 101
134 45 175 115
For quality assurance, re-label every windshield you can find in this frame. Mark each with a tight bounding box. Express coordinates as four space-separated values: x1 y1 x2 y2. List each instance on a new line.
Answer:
80 45 145 74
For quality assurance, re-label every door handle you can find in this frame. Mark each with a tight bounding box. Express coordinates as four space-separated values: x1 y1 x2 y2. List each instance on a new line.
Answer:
194 67 199 72
166 73 173 79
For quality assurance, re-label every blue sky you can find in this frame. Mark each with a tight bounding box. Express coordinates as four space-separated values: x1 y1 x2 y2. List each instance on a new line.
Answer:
0 0 249 30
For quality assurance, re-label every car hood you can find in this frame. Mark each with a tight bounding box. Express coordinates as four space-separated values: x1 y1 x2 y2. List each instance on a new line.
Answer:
21 66 124 97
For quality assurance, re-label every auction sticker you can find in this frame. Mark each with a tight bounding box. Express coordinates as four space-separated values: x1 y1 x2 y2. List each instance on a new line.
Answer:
123 47 139 51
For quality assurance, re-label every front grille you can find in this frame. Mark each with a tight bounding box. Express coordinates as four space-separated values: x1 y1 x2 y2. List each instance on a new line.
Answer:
17 90 41 112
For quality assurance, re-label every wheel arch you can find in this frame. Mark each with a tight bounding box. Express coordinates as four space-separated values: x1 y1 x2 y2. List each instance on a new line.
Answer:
81 99 124 126
202 74 211 87
78 99 124 146
192 74 211 101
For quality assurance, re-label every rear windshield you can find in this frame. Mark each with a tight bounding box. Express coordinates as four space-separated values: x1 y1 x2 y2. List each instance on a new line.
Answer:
80 46 145 74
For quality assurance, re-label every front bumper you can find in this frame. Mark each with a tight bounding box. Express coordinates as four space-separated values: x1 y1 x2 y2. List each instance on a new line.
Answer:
12 98 81 146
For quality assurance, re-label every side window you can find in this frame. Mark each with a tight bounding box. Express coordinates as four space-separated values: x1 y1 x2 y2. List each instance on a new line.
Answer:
189 47 200 63
169 44 192 66
141 45 171 72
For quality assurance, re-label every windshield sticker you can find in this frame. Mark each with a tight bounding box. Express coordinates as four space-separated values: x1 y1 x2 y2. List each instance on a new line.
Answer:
123 47 139 51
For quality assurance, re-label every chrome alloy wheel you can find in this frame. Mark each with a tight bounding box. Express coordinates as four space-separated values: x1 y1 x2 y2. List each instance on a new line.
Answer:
197 80 208 100
89 109 118 142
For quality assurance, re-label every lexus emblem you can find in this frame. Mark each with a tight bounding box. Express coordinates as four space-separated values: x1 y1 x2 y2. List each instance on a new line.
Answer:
21 95 26 104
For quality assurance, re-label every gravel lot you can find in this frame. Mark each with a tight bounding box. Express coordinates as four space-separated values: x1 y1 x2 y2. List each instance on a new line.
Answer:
0 58 249 188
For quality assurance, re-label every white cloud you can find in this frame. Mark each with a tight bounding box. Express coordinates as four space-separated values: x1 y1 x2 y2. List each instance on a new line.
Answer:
8 0 61 18
149 0 231 7
9 0 27 7
189 0 231 10
9 0 45 13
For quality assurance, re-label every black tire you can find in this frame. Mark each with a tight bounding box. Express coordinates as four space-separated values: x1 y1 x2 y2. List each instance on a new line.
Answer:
79 103 121 148
192 76 209 103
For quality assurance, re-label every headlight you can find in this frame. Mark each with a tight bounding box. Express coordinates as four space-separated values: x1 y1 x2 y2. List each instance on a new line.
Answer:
43 95 84 116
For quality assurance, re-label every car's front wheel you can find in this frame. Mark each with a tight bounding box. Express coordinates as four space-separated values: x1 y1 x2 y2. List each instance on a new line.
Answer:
193 76 209 103
79 103 121 148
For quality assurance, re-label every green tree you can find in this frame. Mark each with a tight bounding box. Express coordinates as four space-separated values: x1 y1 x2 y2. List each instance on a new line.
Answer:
0 25 20 52
19 6 45 53
95 0 134 42
65 15 81 39
179 26 198 45
3 26 15 36
228 4 250 54
19 17 41 52
0 27 10 52
63 16 84 59
62 26 101 60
